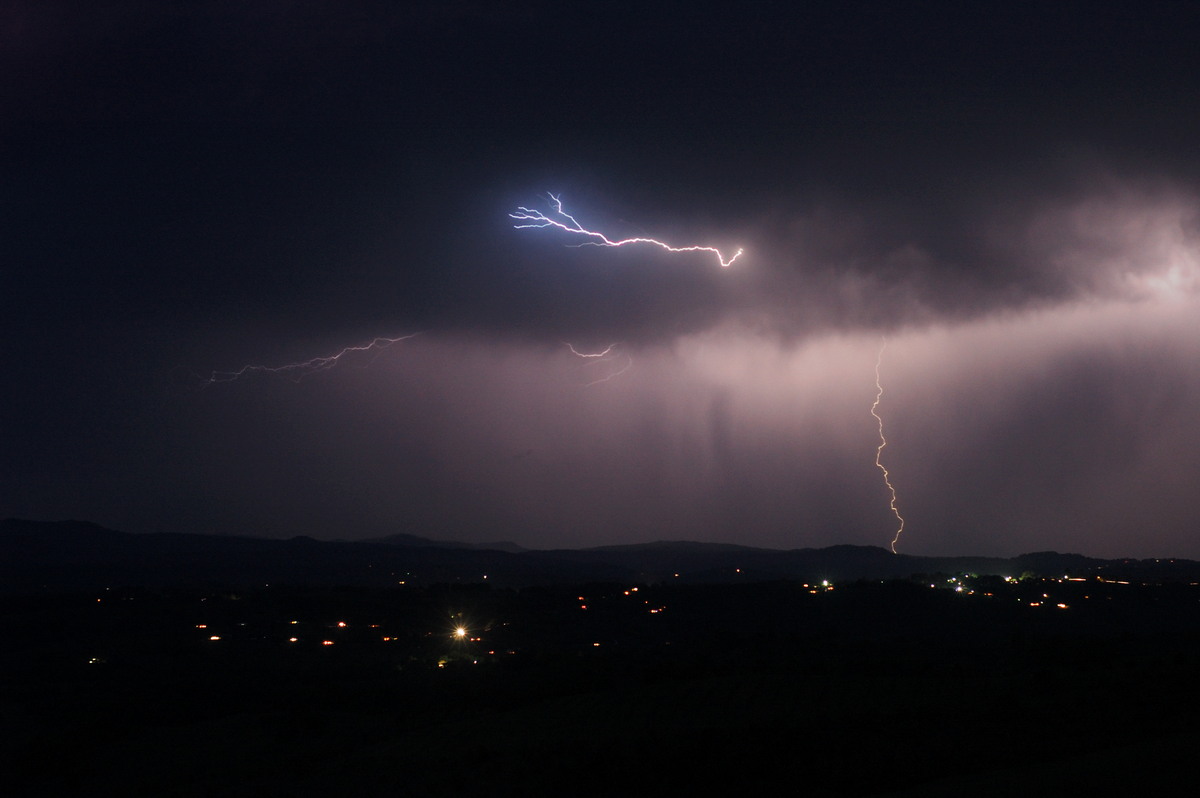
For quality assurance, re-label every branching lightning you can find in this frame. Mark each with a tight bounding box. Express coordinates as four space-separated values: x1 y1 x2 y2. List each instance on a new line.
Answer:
511 194 744 268
871 338 905 554
565 342 633 386
565 343 617 359
204 333 421 385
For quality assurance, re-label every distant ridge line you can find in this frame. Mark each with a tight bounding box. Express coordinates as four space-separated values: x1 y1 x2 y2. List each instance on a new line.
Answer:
3 519 1197 592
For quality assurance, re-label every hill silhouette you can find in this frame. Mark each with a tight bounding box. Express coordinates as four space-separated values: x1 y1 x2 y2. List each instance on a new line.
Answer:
3 518 1195 592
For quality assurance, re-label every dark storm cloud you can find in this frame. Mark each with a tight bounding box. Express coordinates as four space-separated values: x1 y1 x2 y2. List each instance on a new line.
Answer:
732 168 1200 337
5 2 1200 557
8 0 1198 344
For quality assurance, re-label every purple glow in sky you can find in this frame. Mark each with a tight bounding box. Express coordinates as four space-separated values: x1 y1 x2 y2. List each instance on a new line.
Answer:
5 2 1200 558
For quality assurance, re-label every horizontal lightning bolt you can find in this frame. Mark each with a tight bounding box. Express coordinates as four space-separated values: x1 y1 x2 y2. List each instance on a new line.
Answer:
565 342 633 385
565 343 617 358
511 194 743 268
204 333 421 385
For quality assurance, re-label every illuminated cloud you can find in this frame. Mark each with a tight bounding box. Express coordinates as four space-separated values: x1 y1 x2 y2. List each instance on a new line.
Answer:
8 2 1200 559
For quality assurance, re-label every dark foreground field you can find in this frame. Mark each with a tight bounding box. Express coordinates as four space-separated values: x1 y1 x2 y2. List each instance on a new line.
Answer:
5 577 1198 796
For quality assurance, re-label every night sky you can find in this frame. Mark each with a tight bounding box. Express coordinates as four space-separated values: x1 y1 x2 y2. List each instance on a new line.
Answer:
5 1 1199 557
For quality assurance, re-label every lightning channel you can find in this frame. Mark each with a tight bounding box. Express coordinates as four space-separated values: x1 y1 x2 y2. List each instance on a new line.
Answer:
204 333 421 385
565 343 617 359
871 337 905 554
511 194 743 268
565 342 633 385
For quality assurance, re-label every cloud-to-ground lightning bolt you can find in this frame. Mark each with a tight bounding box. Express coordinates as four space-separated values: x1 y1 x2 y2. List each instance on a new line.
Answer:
565 342 633 385
511 194 744 268
204 333 421 385
872 338 905 554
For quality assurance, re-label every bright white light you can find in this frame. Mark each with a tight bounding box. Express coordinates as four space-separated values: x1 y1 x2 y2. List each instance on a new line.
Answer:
872 338 906 553
511 194 743 268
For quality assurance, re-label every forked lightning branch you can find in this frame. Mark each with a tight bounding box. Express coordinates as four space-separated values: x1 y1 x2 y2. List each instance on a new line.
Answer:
510 194 743 269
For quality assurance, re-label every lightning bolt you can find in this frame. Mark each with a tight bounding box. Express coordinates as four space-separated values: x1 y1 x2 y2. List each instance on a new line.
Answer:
565 343 618 359
872 337 905 554
511 194 744 268
565 342 633 385
204 333 421 385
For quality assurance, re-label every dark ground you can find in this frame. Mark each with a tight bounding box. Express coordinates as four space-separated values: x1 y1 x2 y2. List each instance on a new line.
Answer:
5 577 1198 796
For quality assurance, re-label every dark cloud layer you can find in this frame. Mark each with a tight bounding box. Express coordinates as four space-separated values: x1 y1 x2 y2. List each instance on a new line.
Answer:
5 2 1199 557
